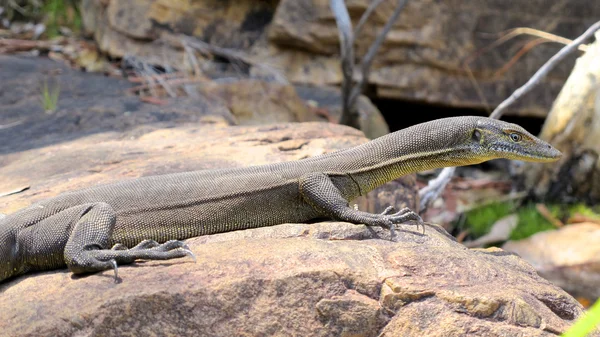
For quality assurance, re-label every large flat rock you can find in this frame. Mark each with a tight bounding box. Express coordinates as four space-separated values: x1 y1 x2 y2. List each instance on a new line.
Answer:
80 0 600 117
0 222 588 336
266 0 599 117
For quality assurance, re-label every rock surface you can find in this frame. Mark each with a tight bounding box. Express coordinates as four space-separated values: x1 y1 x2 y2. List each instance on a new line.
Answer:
0 221 588 336
295 84 390 139
81 0 600 116
81 0 278 63
0 55 382 155
266 0 598 117
198 79 321 125
503 223 600 301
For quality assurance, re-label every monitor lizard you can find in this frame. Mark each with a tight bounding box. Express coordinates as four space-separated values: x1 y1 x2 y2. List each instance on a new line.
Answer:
0 116 561 282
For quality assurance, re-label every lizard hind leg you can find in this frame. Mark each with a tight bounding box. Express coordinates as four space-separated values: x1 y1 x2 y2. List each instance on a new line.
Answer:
64 203 193 281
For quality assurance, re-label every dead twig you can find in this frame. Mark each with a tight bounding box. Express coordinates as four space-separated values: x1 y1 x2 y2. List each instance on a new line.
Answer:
492 38 549 79
138 96 168 105
418 167 456 211
330 0 408 129
463 63 492 113
0 119 24 130
330 0 356 128
354 0 387 37
0 38 60 53
0 186 30 198
462 26 589 114
176 35 289 85
127 77 208 94
535 203 564 227
349 0 408 111
567 213 600 225
127 72 187 83
463 28 587 72
490 20 600 119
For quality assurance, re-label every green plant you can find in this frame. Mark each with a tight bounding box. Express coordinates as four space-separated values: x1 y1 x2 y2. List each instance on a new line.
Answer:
42 0 81 37
461 201 561 242
562 299 600 337
1 0 81 37
41 78 60 113
509 204 556 240
461 201 515 237
568 204 600 220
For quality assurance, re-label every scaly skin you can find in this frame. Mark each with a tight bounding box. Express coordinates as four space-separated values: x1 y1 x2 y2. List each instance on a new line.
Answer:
0 117 561 282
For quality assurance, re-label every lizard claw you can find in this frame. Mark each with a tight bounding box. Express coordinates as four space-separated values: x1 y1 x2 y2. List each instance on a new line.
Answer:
378 207 425 235
380 206 396 216
417 216 425 235
109 259 119 283
410 214 425 235
182 248 197 263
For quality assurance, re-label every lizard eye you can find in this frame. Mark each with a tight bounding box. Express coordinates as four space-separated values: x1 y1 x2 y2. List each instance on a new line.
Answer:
509 133 522 142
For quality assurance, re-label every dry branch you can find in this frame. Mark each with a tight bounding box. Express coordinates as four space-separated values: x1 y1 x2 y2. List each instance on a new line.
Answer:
490 20 600 119
0 38 59 53
176 35 289 85
350 0 408 107
330 0 408 129
353 0 386 36
419 20 600 213
330 0 357 128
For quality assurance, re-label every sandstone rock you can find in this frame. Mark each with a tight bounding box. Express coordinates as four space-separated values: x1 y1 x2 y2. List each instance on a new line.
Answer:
199 79 321 125
503 223 600 301
0 56 352 158
81 0 599 117
267 0 600 117
81 0 278 64
295 84 390 139
0 222 588 336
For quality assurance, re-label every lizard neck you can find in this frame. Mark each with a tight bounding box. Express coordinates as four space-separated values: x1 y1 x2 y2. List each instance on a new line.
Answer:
319 117 490 196
344 146 484 195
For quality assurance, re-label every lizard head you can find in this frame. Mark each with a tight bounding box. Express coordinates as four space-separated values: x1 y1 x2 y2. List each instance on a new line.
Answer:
470 118 562 163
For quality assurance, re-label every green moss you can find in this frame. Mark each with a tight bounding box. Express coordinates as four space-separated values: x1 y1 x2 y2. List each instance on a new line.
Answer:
461 202 569 242
509 204 556 240
461 201 514 237
568 203 600 220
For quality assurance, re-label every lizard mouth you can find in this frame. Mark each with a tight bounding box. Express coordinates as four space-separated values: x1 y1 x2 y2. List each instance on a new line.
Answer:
490 145 562 162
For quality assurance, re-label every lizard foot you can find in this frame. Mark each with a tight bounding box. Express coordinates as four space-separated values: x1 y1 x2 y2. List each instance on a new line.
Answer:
105 240 194 264
68 240 195 280
374 207 424 236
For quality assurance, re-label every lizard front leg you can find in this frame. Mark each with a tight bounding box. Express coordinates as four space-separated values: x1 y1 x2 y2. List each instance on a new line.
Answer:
62 203 193 279
299 172 423 235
